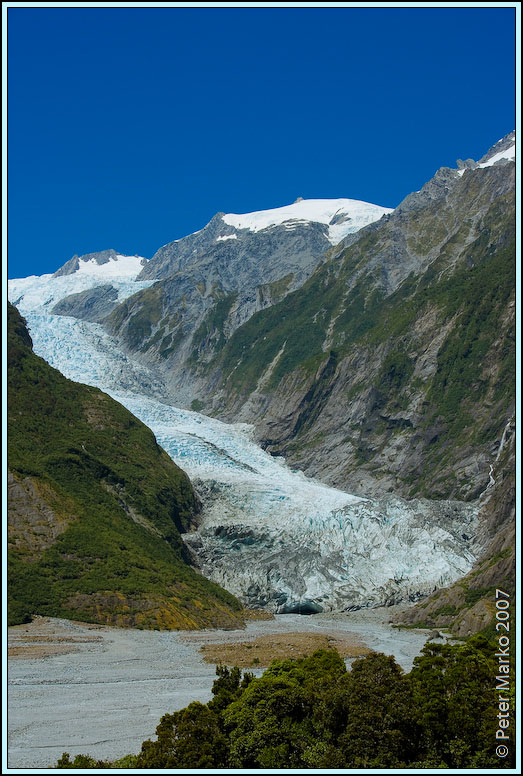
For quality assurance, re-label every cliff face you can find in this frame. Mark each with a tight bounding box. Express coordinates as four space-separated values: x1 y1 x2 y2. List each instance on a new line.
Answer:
7 303 244 629
195 160 515 508
96 201 390 405
396 422 515 636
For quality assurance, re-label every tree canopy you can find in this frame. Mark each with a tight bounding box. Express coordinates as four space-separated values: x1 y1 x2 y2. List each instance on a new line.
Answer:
57 636 515 769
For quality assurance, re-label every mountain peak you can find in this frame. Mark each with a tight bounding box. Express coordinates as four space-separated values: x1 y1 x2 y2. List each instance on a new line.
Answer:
477 130 515 167
453 131 516 179
222 197 393 246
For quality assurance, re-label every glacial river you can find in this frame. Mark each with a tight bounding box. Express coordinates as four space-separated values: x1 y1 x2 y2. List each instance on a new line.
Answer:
8 608 434 769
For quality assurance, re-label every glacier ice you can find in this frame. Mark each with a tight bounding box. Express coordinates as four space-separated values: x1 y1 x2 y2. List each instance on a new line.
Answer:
8 261 479 613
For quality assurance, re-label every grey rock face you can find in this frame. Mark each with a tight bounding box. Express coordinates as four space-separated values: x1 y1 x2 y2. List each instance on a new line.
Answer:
195 146 515 507
394 166 463 215
137 213 228 280
329 210 352 226
51 284 119 322
8 470 71 554
104 219 335 397
138 214 331 286
456 158 478 170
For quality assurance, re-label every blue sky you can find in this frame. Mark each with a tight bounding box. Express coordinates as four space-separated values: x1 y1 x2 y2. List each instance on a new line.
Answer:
7 5 516 278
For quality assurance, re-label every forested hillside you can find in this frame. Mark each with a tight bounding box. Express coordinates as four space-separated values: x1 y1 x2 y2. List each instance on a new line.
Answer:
7 303 243 629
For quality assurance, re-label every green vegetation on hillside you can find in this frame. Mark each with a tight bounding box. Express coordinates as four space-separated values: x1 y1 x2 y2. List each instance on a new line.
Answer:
188 291 238 364
215 191 514 408
207 268 341 393
7 303 243 629
57 636 515 769
106 283 165 349
104 283 186 360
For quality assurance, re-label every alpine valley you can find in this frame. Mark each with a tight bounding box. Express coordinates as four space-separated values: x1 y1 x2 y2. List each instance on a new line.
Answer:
8 132 515 636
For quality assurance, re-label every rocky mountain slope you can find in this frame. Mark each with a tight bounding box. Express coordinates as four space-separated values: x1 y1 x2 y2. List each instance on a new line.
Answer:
7 303 244 629
89 136 514 508
51 199 391 404
396 418 515 636
189 133 516 506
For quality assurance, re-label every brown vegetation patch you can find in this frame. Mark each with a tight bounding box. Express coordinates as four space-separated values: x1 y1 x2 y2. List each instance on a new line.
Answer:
200 631 372 667
64 591 245 631
8 617 103 659
83 395 111 430
9 644 83 659
241 609 276 621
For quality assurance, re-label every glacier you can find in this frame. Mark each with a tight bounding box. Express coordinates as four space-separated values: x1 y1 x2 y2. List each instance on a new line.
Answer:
8 259 479 614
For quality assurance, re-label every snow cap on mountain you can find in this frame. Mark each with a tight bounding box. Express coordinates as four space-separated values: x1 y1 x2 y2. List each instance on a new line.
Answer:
457 131 515 176
222 198 393 246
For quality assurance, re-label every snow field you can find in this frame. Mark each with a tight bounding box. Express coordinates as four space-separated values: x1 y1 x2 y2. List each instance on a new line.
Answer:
222 198 393 245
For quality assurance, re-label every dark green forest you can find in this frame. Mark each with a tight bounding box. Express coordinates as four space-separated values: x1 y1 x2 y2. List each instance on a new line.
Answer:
57 636 515 770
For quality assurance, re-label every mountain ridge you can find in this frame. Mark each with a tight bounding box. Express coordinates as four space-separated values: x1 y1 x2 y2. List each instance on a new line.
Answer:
34 131 516 506
183 138 515 501
135 197 393 282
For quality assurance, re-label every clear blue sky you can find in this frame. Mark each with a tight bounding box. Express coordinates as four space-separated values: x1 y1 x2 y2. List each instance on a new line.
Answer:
7 5 516 278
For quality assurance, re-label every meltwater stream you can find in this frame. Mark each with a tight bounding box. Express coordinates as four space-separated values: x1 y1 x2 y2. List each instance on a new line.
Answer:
9 264 479 613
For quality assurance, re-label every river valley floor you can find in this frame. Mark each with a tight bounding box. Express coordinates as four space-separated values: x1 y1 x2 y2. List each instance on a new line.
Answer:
7 606 439 769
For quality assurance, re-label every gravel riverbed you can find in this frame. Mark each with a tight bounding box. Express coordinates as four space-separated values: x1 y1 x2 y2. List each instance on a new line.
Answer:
8 607 434 769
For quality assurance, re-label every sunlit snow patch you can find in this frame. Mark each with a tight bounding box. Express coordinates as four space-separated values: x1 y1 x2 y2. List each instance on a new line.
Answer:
73 253 148 278
222 198 393 246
